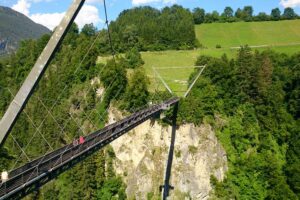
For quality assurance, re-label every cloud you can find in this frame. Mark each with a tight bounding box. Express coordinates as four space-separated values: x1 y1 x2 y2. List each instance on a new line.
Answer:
280 0 300 8
11 0 103 30
75 4 104 29
132 0 176 6
30 12 65 30
86 0 103 4
30 0 54 2
12 0 30 16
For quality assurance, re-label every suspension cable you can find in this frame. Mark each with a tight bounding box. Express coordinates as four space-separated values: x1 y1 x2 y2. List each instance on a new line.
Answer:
103 0 116 60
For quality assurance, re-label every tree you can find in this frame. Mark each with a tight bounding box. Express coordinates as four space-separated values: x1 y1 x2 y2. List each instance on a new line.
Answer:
205 11 220 23
100 59 128 106
212 11 220 22
271 8 281 21
256 56 273 98
122 25 140 49
236 46 257 101
160 5 196 49
111 6 196 51
81 23 97 36
193 8 205 24
123 69 149 111
235 8 243 19
63 23 79 46
178 77 219 125
283 7 297 20
222 6 234 21
255 12 270 21
124 47 144 68
243 6 254 21
286 123 300 197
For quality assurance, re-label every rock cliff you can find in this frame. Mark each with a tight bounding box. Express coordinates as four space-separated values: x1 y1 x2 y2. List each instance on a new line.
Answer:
108 107 228 199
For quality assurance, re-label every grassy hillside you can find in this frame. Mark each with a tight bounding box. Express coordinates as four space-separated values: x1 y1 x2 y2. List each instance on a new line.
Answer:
142 50 205 96
98 20 300 96
141 20 300 96
196 20 300 48
142 45 300 96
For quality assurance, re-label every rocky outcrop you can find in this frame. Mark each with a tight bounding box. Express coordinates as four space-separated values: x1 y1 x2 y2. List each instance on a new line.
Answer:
108 108 228 199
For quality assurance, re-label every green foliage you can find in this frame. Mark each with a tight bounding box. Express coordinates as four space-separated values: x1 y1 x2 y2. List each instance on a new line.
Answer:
271 8 281 21
97 177 126 200
124 47 145 68
99 59 128 106
110 5 196 51
254 12 270 21
178 77 220 125
286 122 300 198
242 6 254 21
0 147 14 171
192 6 298 24
147 192 155 200
1 4 300 199
122 68 150 111
178 47 300 199
193 8 205 24
222 7 234 19
175 149 181 158
81 23 97 36
188 145 197 155
283 7 297 20
0 22 127 199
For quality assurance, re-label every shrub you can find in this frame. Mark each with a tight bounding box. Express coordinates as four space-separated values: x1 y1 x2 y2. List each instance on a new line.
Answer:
188 145 198 155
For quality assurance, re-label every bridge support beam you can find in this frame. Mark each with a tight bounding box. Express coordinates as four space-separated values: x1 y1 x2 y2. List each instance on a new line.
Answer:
162 102 178 199
0 0 86 147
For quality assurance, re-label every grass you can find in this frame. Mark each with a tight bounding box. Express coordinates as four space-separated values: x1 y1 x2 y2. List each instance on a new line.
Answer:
141 50 236 96
99 20 300 97
141 46 299 96
196 20 300 48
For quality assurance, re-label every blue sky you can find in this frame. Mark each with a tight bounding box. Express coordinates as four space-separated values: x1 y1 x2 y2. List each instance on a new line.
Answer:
0 0 300 30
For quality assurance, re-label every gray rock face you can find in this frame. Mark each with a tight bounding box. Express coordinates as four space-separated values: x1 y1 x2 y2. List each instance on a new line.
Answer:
108 108 228 199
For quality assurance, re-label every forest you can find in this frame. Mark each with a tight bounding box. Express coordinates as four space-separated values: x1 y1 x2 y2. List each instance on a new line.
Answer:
0 3 299 200
109 5 197 51
178 47 300 199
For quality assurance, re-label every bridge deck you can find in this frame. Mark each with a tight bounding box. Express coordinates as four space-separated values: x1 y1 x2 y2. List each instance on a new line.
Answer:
0 98 179 200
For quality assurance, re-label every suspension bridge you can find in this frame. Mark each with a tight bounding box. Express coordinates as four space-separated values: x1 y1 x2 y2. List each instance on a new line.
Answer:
0 97 178 199
0 0 203 199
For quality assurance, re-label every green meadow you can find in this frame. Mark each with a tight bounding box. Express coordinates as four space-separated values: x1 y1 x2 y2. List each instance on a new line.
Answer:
141 20 300 96
98 20 300 96
195 20 300 48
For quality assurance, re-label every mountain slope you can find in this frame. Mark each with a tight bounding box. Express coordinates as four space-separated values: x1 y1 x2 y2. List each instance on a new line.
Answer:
0 6 50 56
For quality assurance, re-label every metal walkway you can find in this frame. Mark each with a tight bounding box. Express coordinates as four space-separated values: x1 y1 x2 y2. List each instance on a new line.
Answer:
0 97 179 200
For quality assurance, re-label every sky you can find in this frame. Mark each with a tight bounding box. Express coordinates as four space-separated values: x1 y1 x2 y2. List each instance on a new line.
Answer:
0 0 300 30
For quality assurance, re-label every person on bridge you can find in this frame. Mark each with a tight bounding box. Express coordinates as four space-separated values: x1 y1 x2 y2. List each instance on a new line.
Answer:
79 136 85 144
1 171 8 183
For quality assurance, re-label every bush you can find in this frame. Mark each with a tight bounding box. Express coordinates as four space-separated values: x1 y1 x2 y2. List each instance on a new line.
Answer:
188 145 198 155
175 149 181 158
124 47 144 68
216 44 222 48
122 68 149 111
